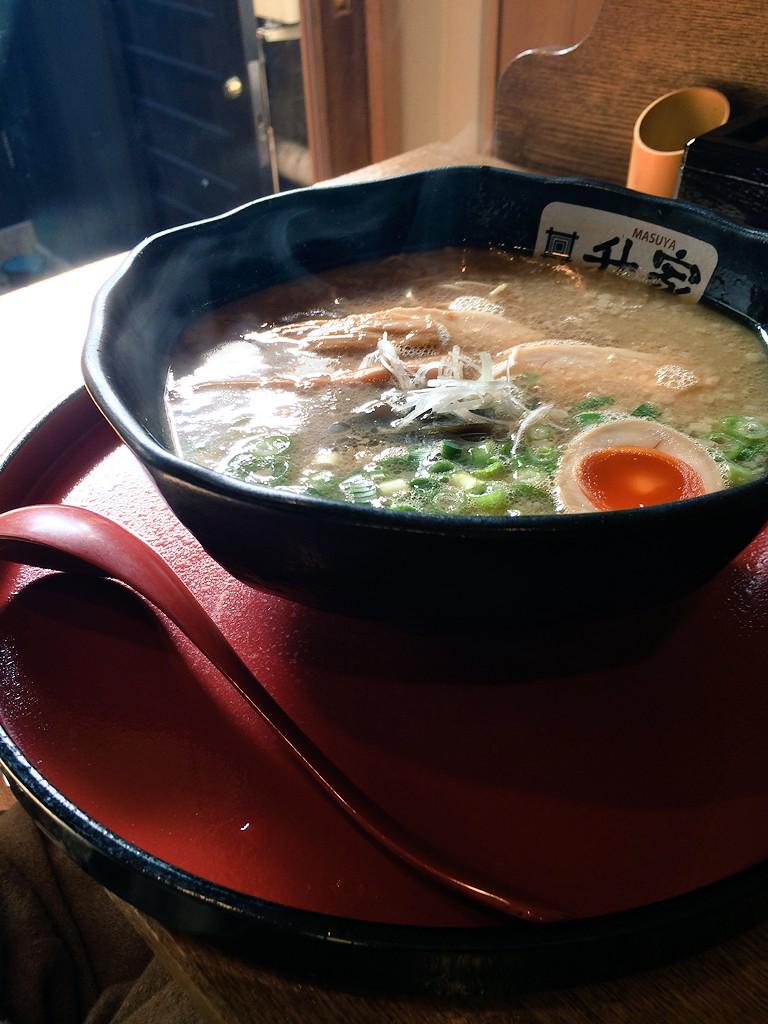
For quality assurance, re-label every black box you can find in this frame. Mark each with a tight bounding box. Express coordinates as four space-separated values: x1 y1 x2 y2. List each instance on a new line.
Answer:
678 107 768 229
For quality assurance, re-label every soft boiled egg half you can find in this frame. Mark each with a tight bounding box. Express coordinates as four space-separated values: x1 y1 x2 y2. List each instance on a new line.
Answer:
555 419 725 513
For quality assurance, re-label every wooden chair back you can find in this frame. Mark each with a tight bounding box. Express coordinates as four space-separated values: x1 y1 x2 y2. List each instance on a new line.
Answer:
494 0 768 184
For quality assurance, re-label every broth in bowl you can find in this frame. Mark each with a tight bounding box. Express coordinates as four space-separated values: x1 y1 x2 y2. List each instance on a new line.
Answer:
166 248 768 517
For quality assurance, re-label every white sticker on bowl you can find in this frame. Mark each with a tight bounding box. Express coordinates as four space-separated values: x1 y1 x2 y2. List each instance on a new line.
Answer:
535 202 718 302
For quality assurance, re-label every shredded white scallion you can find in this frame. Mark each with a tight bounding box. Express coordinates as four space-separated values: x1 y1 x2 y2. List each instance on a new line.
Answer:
375 333 413 392
357 350 380 370
511 403 554 454
412 360 444 386
367 338 529 428
355 339 563 441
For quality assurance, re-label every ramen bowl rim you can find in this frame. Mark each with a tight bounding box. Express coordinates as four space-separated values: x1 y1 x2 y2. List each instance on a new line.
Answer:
81 166 768 541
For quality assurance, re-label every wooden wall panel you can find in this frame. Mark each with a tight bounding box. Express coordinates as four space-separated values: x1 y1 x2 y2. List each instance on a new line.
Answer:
497 0 601 75
364 0 402 162
299 0 371 180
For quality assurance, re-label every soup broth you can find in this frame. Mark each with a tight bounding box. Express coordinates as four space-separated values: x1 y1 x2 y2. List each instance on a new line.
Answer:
167 249 768 516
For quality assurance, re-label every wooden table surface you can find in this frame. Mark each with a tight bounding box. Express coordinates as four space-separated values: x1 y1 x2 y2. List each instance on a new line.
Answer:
1 149 768 1022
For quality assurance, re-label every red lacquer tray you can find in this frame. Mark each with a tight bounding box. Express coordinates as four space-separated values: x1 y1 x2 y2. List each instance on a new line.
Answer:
2 390 768 985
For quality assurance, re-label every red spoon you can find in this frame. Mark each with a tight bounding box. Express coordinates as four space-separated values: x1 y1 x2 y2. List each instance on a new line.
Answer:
0 503 566 923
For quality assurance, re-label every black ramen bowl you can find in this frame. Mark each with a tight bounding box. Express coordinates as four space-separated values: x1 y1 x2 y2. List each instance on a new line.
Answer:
83 167 768 620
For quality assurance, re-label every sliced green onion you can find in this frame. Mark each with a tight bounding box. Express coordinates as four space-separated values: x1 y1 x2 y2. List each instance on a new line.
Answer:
428 459 457 474
719 416 768 442
508 482 553 503
708 431 768 466
473 460 506 479
727 462 756 486
631 403 662 420
513 466 550 489
340 474 378 504
371 446 421 476
223 433 293 485
712 442 765 466
730 441 765 464
469 444 492 469
258 434 291 455
570 395 615 413
431 487 464 513
467 488 509 514
409 476 442 493
300 469 339 498
506 452 529 471
574 411 604 427
528 423 557 441
720 442 751 462
526 445 560 471
441 439 464 460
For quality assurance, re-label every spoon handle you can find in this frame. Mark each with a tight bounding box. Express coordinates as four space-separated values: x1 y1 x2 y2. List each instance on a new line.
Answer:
0 504 566 923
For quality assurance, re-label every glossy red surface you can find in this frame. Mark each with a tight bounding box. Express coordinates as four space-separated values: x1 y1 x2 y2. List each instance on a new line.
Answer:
1 392 768 928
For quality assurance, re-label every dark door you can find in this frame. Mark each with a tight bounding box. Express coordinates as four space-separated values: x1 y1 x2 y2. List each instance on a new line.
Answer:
0 131 27 230
0 0 27 229
4 0 153 262
110 0 275 231
2 0 274 263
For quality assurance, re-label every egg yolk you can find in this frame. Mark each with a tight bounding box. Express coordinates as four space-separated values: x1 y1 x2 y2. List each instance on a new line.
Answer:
576 445 705 511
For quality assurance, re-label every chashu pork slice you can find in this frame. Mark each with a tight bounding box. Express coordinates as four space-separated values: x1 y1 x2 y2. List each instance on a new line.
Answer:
270 306 542 358
493 340 703 406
